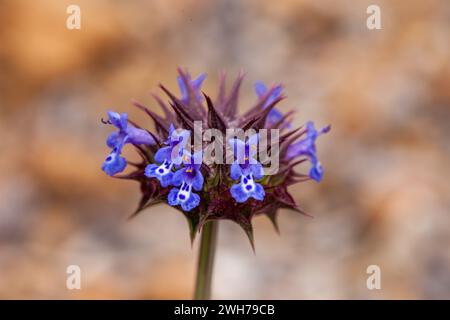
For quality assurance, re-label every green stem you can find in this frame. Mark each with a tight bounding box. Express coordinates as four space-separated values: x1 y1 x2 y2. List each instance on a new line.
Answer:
194 220 218 300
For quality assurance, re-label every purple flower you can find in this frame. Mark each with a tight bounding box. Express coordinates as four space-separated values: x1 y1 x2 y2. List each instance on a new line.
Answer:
102 145 127 176
102 111 155 176
145 124 190 187
286 121 331 182
168 151 204 211
101 69 330 246
228 134 265 203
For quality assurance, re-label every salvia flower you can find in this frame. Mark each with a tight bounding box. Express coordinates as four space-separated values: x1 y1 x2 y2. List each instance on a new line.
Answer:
101 68 330 248
229 134 265 203
286 121 331 182
168 151 204 211
102 111 155 176
144 124 190 187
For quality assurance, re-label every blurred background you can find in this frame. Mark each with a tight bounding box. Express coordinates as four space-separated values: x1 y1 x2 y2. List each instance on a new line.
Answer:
0 0 449 299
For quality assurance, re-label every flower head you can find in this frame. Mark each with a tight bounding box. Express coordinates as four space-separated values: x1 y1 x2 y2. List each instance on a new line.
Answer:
101 69 330 247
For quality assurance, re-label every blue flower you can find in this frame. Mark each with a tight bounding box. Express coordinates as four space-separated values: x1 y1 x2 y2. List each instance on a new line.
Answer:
254 81 290 128
102 111 155 176
286 121 330 182
145 125 191 187
102 145 127 176
228 134 265 203
168 151 204 211
177 73 206 103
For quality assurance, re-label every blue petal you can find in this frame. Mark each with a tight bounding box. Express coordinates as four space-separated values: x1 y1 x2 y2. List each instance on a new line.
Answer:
159 172 174 187
285 122 329 160
126 125 155 145
154 146 172 163
145 163 174 187
106 132 121 148
230 161 242 180
251 183 265 201
172 168 185 186
309 161 323 182
107 111 127 131
230 183 250 203
168 188 180 206
191 170 204 191
254 81 268 98
181 192 200 211
107 111 120 126
144 164 159 177
102 151 126 176
250 162 264 180
285 122 329 182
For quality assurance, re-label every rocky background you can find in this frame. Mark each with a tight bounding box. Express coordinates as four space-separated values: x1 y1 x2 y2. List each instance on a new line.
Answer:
0 0 449 299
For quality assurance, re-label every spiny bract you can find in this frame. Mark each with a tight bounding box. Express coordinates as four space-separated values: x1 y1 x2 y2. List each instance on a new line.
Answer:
101 68 330 248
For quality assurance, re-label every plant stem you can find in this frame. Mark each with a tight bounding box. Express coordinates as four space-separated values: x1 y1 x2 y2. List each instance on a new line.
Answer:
194 220 218 300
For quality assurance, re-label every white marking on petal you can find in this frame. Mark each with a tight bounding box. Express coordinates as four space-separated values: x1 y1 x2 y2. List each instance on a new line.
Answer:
156 160 173 177
177 182 192 203
241 174 255 194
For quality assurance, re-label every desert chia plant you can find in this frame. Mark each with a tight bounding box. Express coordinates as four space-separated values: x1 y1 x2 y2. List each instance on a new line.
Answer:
101 68 330 299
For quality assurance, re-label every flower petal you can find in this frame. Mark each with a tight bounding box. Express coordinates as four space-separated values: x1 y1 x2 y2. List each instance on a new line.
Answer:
106 132 121 148
250 162 264 180
145 162 174 187
168 188 180 206
309 160 323 182
102 151 126 176
144 164 158 176
285 121 329 182
154 146 172 164
181 192 200 211
254 81 268 98
159 172 173 187
251 183 265 201
191 170 204 191
172 168 186 186
230 183 250 203
230 161 242 180
126 125 155 145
